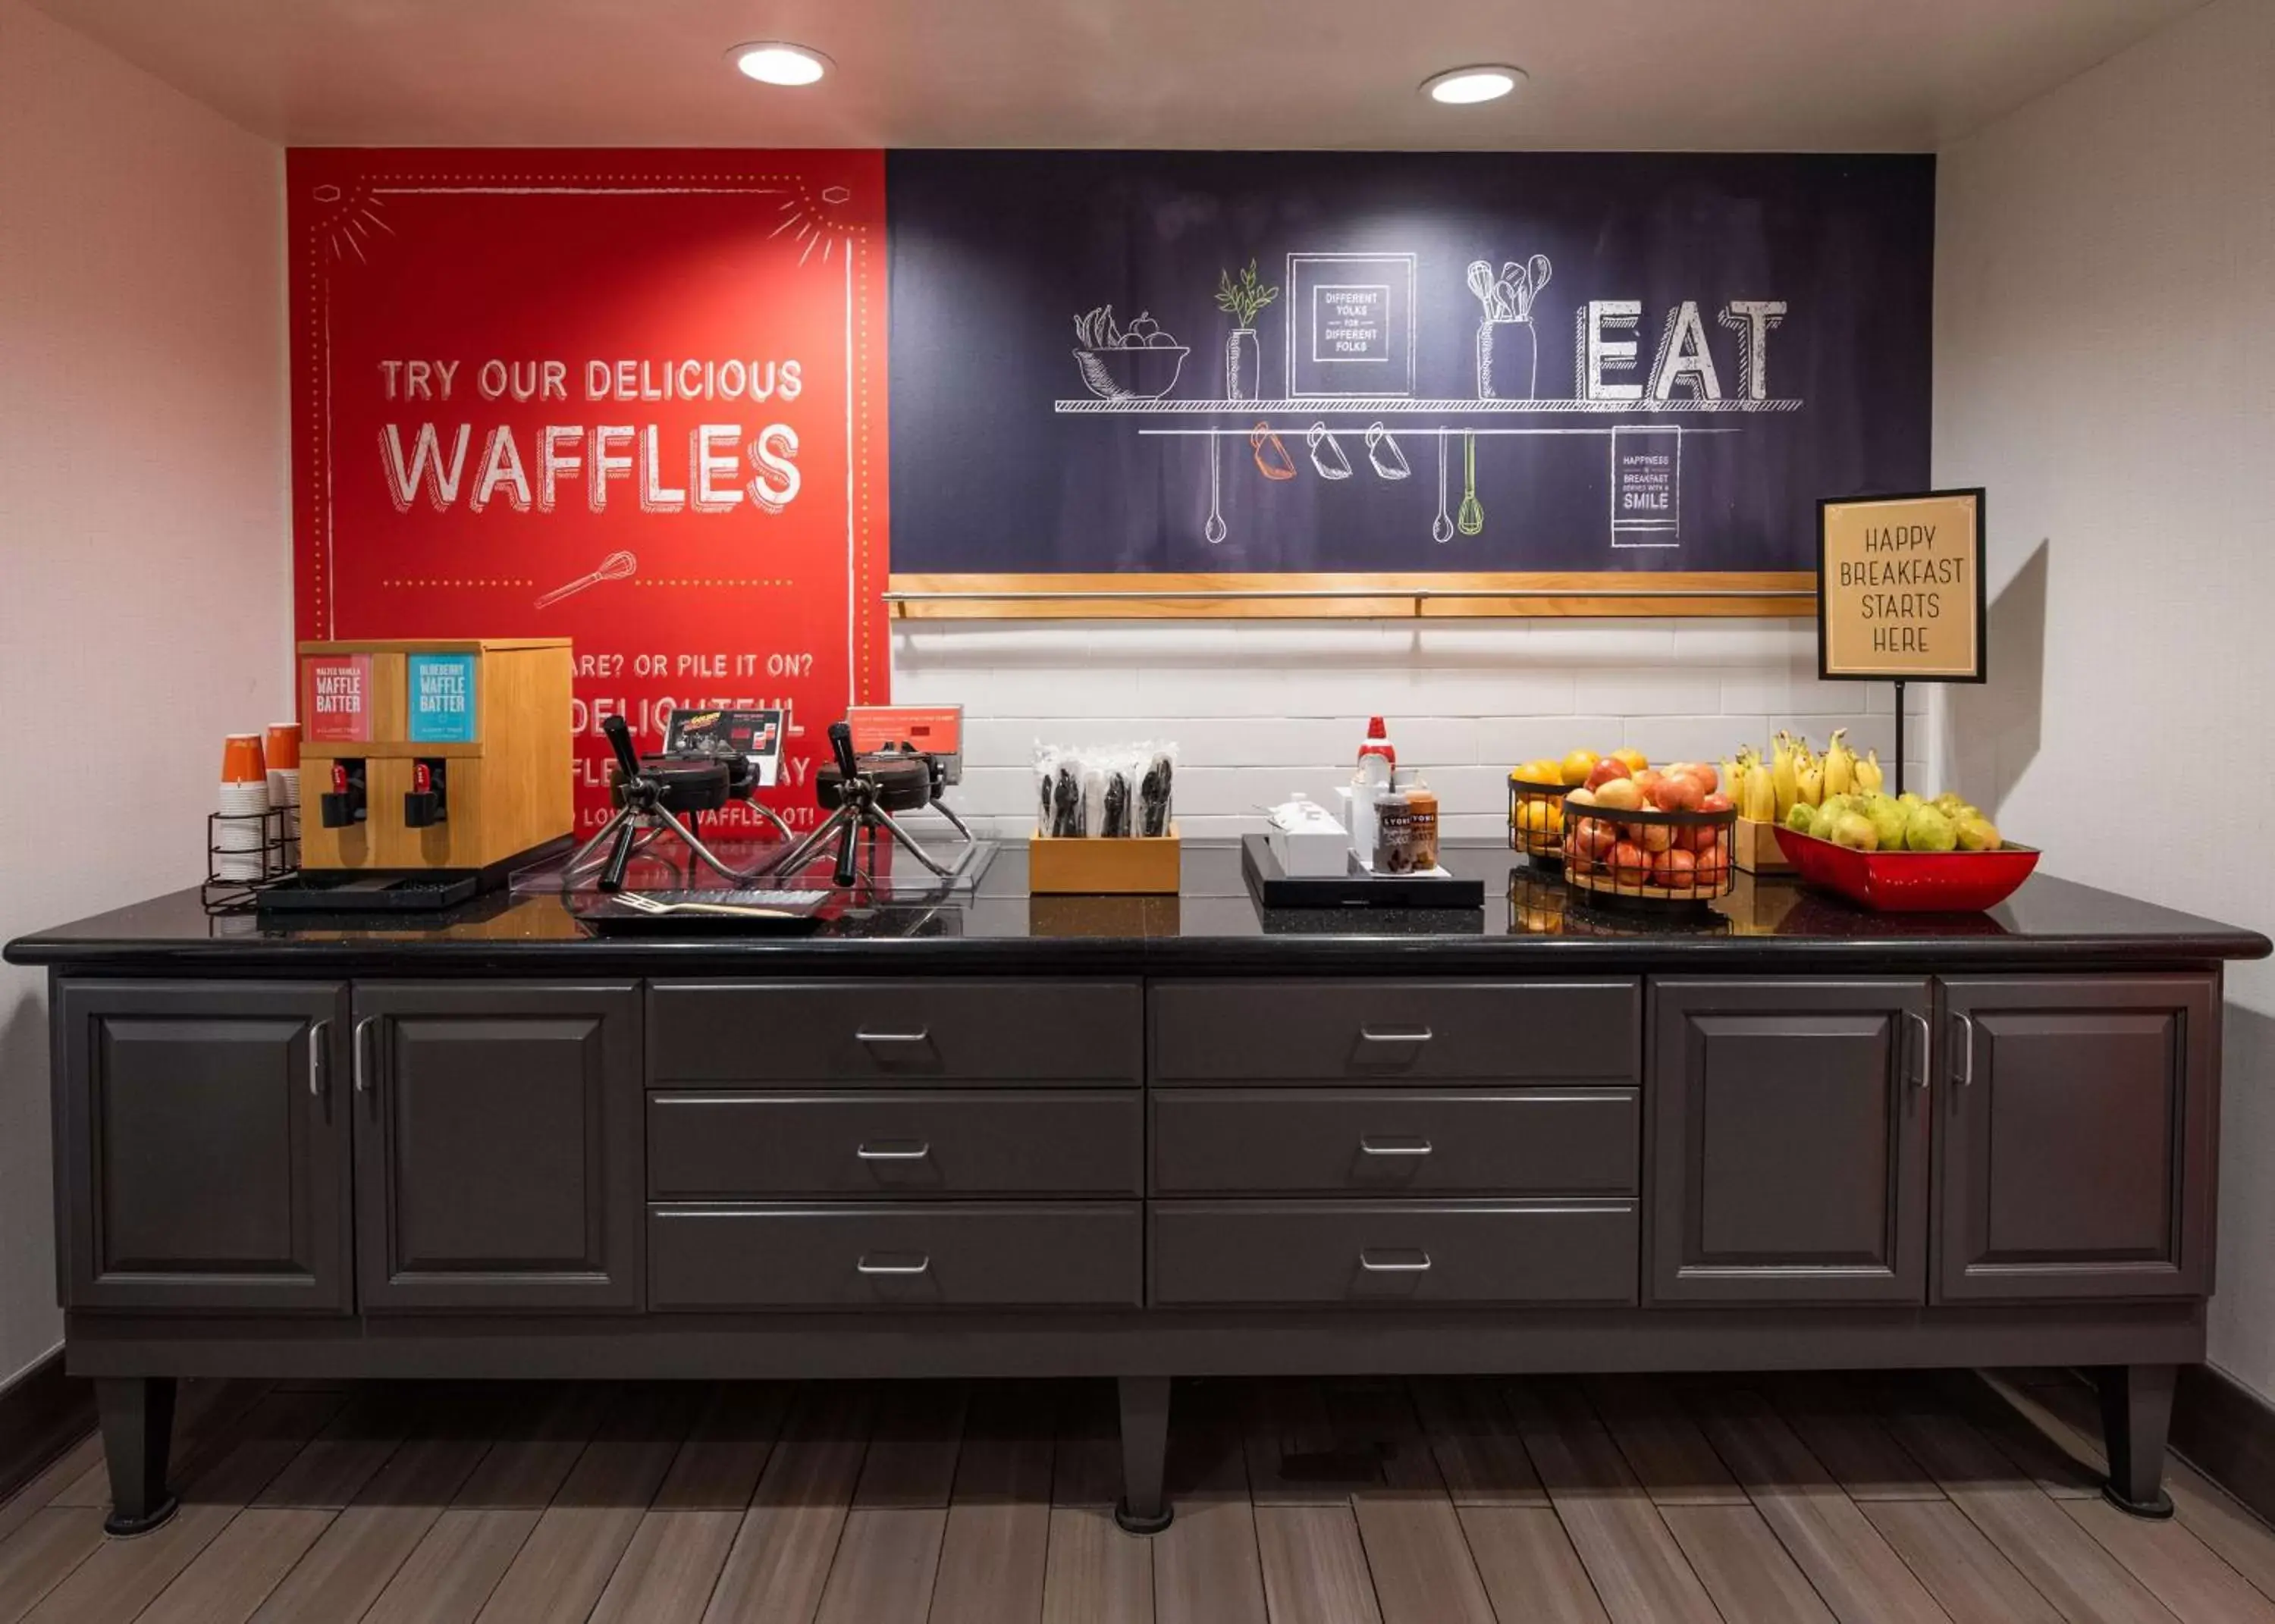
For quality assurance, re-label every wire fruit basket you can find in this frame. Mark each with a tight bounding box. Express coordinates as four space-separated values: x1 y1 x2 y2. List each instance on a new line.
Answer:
1561 797 1737 910
1507 773 1570 866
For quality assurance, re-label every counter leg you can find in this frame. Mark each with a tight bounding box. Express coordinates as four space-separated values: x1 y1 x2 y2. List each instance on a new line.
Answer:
96 1377 178 1537
2097 1363 2177 1519
1115 1376 1173 1535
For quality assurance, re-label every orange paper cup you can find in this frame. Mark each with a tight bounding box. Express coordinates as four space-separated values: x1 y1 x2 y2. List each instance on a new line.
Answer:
221 733 268 784
265 723 302 771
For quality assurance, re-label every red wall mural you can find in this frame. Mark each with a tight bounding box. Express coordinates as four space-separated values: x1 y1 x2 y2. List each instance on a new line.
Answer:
288 149 889 835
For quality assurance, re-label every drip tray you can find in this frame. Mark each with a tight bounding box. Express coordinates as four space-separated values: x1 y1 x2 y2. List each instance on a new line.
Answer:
255 873 479 914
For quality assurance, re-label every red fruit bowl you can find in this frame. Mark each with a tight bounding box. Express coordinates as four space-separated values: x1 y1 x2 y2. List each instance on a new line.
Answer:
1771 826 2040 913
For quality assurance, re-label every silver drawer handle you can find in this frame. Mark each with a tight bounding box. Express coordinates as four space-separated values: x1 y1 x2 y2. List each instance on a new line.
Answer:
1905 1010 1932 1093
856 1254 932 1276
1360 1249 1433 1273
856 1143 932 1161
351 1016 376 1094
855 1028 930 1045
1359 1137 1433 1157
1952 1011 1978 1086
308 1020 328 1099
1359 1025 1433 1044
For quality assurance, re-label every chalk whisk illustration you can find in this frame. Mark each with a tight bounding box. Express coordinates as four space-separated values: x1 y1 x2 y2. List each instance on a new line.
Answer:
535 549 637 609
1458 432 1486 535
1071 305 1187 400
1470 253 1551 400
1213 259 1279 403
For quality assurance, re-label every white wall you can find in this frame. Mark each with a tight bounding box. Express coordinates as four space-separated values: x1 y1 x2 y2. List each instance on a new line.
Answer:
0 0 289 1388
896 618 1920 839
1934 0 2275 1397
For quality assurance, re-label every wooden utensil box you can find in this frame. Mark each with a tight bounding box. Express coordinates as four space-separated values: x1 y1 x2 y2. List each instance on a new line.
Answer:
1029 830 1181 895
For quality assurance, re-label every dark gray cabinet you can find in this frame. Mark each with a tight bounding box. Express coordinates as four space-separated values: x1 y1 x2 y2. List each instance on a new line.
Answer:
1650 979 1931 1304
353 982 642 1312
1936 975 2217 1303
55 980 351 1313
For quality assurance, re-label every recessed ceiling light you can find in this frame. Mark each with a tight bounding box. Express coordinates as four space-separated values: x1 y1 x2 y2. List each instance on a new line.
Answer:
1421 65 1525 105
730 42 830 87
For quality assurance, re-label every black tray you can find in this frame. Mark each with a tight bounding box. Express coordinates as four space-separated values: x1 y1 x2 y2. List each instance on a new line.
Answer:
254 873 479 914
568 888 833 935
1241 833 1483 910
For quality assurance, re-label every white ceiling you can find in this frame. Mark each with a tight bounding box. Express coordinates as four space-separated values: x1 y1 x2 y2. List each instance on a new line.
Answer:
33 0 2204 151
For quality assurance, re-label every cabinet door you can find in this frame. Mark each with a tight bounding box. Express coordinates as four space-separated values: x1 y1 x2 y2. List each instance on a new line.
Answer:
353 982 641 1311
1649 979 1931 1304
55 980 350 1313
1937 975 2217 1303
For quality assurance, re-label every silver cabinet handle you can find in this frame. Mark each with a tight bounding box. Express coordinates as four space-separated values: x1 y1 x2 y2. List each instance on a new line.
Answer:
351 1016 376 1094
1952 1011 1978 1086
856 1143 932 1161
1358 1026 1432 1044
1358 1136 1433 1157
308 1020 328 1099
1905 1011 1932 1093
856 1254 931 1276
855 1028 930 1045
1359 1249 1433 1273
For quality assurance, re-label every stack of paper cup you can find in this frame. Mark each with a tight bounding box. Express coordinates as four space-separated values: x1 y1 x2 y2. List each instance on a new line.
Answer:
265 723 303 868
217 734 271 881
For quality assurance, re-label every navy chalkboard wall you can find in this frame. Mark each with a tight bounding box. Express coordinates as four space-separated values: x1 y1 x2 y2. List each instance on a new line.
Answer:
887 150 1931 590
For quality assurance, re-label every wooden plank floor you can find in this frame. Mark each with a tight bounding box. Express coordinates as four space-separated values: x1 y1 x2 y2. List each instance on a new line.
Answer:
4 1371 2273 1622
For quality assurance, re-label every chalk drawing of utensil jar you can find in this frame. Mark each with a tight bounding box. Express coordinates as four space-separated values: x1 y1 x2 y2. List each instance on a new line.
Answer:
1473 252 1552 401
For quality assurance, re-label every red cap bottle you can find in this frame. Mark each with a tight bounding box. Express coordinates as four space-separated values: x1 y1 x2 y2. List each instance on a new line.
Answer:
1357 716 1397 770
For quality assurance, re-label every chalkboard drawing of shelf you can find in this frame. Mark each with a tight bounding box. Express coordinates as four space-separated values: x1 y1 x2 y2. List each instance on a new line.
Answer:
1214 259 1279 402
1286 252 1415 399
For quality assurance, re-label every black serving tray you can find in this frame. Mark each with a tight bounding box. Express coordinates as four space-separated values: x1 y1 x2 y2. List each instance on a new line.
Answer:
1240 833 1483 910
254 873 479 914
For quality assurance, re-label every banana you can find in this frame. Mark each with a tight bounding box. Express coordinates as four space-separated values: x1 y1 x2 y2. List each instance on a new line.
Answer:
1796 760 1824 808
1855 748 1885 795
1824 728 1853 798
1771 732 1797 818
1743 760 1774 823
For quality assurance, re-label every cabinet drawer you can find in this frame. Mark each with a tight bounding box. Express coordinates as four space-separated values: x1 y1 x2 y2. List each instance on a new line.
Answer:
648 1202 1141 1309
648 981 1141 1084
1150 1201 1638 1306
1151 1089 1637 1196
649 1092 1141 1197
1150 980 1639 1083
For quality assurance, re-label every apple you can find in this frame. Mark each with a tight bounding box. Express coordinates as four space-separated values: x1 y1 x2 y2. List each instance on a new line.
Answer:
1674 762 1719 795
1640 821 1674 853
1572 817 1616 859
1564 785 1597 808
1610 840 1651 884
1592 779 1645 813
1584 758 1631 791
1650 774 1702 813
1654 848 1698 888
1632 769 1664 801
1696 846 1729 886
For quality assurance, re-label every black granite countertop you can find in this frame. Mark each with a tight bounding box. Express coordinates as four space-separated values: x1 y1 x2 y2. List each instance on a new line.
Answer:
7 842 2267 977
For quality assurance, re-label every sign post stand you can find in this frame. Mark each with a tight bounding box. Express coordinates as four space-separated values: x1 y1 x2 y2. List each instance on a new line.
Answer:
1816 489 1988 798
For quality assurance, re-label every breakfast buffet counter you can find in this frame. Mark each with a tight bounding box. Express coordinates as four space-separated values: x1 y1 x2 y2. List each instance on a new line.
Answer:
8 845 2267 1536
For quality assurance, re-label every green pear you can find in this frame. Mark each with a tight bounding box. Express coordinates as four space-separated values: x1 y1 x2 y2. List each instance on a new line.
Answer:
1904 805 1957 853
1830 811 1879 851
1865 797 1909 851
1897 792 1924 810
1931 792 1967 818
1784 803 1817 834
1956 816 2001 852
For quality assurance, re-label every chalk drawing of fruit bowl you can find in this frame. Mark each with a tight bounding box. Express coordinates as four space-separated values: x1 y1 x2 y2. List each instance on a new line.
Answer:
1070 305 1188 400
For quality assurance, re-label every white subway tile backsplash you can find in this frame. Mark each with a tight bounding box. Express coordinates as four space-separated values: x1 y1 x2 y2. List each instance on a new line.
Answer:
893 615 1940 843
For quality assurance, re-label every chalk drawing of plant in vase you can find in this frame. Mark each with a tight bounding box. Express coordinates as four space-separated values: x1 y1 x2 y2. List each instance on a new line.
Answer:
1470 253 1551 400
1214 259 1279 403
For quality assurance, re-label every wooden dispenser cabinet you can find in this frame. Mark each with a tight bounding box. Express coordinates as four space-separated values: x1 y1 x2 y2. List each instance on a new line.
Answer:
297 638 573 874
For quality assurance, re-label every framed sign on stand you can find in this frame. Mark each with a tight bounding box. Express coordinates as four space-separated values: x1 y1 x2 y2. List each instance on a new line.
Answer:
1816 488 1987 793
